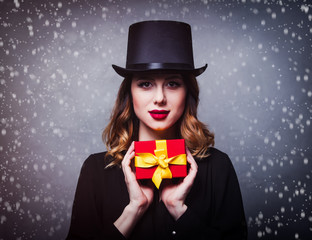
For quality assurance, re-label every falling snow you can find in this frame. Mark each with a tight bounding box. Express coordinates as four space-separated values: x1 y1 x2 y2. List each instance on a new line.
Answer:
1 0 311 239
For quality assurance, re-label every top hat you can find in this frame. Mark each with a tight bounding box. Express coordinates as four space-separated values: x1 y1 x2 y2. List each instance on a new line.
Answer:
112 20 207 77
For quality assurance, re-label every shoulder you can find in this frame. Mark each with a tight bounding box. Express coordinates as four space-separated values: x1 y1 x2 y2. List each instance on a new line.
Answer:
196 147 235 173
195 148 241 191
198 147 231 164
206 147 229 159
81 151 117 172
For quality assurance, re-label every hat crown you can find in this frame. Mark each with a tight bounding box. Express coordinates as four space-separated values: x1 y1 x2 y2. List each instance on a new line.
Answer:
112 20 207 77
126 21 195 68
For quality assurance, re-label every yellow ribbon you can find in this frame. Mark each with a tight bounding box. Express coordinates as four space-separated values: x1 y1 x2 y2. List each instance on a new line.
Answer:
135 140 186 189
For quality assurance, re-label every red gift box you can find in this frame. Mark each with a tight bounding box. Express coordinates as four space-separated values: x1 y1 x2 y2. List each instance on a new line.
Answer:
134 139 187 188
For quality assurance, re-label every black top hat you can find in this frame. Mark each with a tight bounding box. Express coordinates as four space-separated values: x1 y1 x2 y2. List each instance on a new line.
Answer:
112 20 207 77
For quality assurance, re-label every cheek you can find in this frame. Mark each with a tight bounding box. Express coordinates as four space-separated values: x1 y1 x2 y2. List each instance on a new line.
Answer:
131 85 140 113
132 93 141 114
179 90 187 106
131 90 150 115
172 91 187 114
177 98 186 114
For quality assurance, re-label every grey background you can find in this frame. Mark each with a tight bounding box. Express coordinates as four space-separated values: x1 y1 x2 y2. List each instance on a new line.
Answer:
1 0 311 239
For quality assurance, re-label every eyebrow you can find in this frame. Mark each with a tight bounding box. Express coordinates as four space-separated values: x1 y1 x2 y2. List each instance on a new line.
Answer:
165 75 183 80
134 75 182 81
134 76 154 81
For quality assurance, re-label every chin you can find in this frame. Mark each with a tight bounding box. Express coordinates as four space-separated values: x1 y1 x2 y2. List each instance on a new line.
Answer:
152 127 168 131
151 124 175 132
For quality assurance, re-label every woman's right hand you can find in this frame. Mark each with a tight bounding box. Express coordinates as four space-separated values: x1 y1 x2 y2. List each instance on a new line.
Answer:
122 141 154 213
114 142 154 237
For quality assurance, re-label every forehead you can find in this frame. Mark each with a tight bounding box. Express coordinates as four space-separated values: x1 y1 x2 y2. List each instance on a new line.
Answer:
132 72 183 79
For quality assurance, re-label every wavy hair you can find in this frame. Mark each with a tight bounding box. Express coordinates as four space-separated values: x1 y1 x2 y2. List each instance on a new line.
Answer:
102 75 214 167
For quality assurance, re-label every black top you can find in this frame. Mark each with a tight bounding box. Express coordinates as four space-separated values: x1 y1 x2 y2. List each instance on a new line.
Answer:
66 148 247 240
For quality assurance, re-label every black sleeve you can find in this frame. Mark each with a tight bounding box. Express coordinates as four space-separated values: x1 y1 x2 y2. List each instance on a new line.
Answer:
209 153 247 239
168 153 247 240
66 155 126 240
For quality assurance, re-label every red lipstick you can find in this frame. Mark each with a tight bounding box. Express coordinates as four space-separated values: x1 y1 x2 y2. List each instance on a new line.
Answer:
149 110 170 120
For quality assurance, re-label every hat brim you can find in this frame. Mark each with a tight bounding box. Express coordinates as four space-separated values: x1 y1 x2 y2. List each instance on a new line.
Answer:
112 64 207 78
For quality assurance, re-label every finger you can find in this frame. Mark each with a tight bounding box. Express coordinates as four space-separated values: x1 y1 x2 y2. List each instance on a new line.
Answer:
125 141 135 160
122 142 135 168
122 142 136 182
186 155 197 178
185 148 198 172
123 141 135 161
129 141 135 151
182 150 197 186
123 151 135 175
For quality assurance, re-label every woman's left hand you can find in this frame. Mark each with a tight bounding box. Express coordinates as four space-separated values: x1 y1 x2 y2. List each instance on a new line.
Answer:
160 148 198 220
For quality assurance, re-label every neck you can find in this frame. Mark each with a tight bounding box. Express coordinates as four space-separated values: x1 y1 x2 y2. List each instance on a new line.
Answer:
138 124 179 141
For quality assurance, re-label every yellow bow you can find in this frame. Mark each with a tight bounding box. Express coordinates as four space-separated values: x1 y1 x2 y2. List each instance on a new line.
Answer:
135 140 186 189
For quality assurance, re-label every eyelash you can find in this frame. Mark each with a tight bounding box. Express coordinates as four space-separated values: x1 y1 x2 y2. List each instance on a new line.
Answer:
138 82 153 88
137 81 181 88
167 81 181 88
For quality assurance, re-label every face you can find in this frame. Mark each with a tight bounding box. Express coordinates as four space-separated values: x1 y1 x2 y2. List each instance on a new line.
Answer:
131 73 187 137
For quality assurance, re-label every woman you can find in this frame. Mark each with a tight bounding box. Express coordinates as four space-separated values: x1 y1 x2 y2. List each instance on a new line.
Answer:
67 20 247 240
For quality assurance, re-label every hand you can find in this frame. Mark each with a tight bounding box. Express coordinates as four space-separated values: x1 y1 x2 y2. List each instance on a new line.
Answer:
121 141 154 214
114 142 154 237
160 148 198 220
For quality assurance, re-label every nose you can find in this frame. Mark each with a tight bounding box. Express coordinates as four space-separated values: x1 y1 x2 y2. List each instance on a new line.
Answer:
153 86 166 105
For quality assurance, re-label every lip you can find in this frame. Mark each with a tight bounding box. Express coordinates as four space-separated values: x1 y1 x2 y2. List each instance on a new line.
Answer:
149 110 170 120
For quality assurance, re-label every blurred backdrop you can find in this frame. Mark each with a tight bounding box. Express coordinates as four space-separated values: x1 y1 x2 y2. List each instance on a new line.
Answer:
1 0 311 239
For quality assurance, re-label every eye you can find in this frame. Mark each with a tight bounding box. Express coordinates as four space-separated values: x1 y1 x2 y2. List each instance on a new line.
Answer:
138 81 153 88
167 81 181 88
